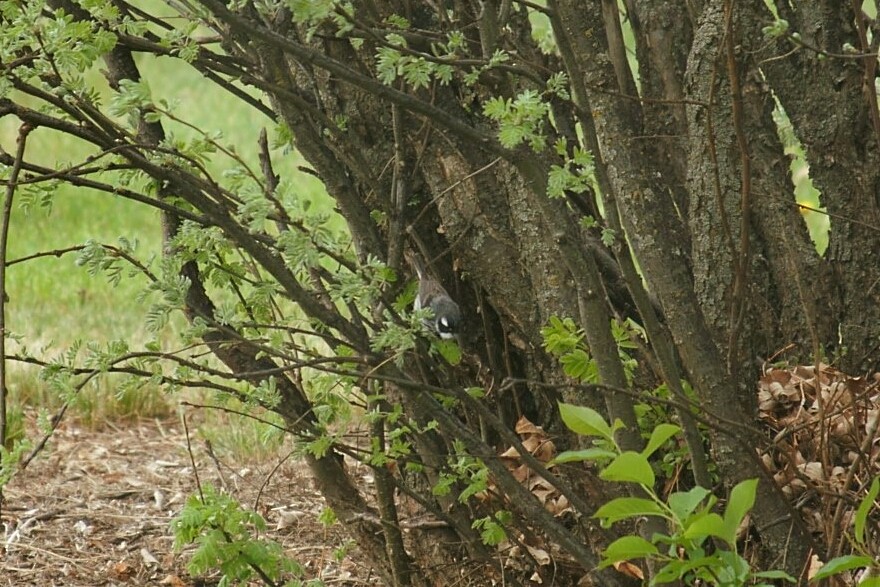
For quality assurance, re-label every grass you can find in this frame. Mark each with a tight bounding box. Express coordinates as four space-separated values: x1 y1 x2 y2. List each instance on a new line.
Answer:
2 52 330 447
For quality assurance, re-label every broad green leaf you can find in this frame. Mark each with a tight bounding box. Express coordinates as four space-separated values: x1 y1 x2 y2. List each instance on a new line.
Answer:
601 451 654 486
715 550 750 583
752 570 796 582
550 448 616 465
642 423 680 459
854 476 879 545
721 478 758 545
811 555 874 581
598 536 658 568
682 512 725 541
668 486 712 521
593 497 665 526
558 402 617 443
654 559 689 584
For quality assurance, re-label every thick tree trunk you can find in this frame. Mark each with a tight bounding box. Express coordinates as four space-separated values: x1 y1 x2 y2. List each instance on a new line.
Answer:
757 0 880 373
684 2 836 400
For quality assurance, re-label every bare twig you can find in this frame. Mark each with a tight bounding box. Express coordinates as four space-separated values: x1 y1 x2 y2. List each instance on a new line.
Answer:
724 0 753 377
182 411 205 502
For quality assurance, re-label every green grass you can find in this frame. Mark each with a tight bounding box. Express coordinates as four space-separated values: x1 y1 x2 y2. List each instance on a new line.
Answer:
2 52 330 432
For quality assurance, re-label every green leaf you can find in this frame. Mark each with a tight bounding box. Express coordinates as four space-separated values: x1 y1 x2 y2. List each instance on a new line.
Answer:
541 315 583 354
599 536 658 568
483 96 510 119
752 569 796 582
434 339 461 365
642 423 680 459
464 386 485 399
600 227 616 246
550 448 616 465
854 476 879 545
811 555 875 581
721 478 758 545
682 511 725 541
558 402 618 444
560 347 597 381
318 507 337 526
654 559 689 583
593 497 665 526
667 486 712 521
472 516 507 546
601 451 654 486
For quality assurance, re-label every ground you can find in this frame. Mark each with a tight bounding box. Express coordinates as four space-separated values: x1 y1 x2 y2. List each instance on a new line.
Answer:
1 417 371 586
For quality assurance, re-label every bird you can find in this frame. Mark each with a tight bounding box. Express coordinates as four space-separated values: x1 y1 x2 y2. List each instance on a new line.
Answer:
405 251 462 342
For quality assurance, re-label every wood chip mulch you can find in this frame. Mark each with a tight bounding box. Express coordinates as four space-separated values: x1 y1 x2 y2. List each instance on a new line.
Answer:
1 417 372 586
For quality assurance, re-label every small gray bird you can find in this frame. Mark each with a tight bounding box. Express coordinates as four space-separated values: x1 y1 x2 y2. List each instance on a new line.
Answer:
406 251 461 341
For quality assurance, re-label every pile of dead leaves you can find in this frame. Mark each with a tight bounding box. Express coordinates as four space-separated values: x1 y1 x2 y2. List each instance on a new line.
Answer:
758 364 880 577
485 416 642 585
481 416 577 584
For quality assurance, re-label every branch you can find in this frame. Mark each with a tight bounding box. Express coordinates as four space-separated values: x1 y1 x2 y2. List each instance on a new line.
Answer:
198 0 504 155
0 123 32 454
0 152 210 225
724 0 753 377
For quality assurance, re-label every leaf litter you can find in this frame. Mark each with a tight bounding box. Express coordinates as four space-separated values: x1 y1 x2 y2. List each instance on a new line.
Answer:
758 363 880 583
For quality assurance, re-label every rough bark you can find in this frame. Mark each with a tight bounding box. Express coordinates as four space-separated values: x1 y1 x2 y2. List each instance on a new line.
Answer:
756 0 880 373
685 2 836 400
550 0 818 575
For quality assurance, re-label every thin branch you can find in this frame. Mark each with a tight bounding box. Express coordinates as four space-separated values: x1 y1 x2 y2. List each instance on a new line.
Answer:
198 0 504 156
0 123 32 457
724 0 753 376
0 153 210 225
8 243 157 282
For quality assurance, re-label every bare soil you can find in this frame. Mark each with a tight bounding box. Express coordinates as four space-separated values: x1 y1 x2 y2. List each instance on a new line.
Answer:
1 417 371 586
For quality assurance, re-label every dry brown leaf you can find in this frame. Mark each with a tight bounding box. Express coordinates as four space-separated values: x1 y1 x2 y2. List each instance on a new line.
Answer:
807 554 824 580
534 439 556 462
141 547 160 566
521 436 543 453
515 416 542 436
613 560 645 580
547 494 574 516
511 463 532 483
798 461 824 482
532 487 555 504
526 544 552 566
499 446 521 460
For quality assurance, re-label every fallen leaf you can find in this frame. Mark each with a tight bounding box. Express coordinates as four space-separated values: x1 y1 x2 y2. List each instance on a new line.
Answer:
613 560 644 580
140 547 160 566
